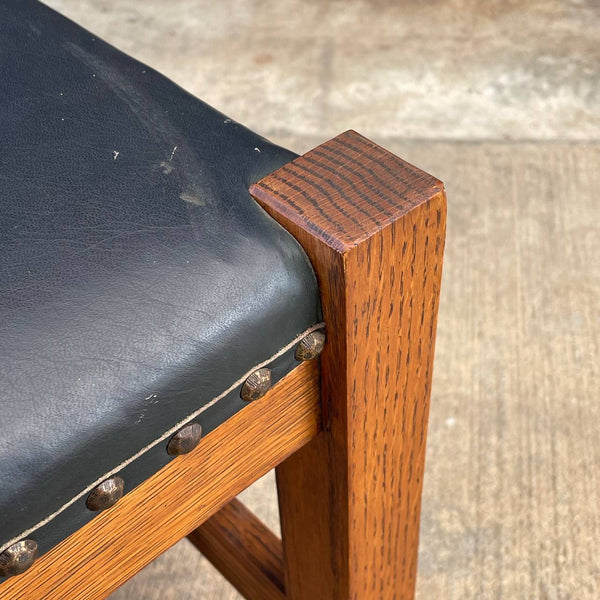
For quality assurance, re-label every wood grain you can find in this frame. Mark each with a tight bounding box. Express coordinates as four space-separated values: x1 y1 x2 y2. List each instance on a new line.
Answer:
251 130 446 599
188 498 285 600
0 360 320 600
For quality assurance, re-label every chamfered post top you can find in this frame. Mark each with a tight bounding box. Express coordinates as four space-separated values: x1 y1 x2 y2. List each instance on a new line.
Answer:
250 130 445 253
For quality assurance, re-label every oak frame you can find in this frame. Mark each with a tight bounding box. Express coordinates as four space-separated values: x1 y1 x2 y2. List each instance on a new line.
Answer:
0 363 320 600
0 132 445 600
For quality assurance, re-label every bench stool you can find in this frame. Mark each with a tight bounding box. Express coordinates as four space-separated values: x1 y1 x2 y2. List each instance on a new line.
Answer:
0 1 446 598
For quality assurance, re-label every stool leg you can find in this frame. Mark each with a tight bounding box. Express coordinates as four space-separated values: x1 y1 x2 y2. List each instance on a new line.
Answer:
251 131 446 599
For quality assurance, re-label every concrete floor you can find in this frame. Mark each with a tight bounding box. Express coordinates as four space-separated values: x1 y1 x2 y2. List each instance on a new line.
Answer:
47 0 599 144
43 1 600 598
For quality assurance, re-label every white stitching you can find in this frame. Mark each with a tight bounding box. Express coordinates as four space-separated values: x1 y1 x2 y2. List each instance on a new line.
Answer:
0 322 325 554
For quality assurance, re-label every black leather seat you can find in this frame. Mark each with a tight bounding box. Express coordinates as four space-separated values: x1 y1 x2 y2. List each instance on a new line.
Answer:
0 0 321 572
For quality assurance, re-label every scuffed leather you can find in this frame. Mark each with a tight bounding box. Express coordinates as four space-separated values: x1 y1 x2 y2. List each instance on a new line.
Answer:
0 0 320 563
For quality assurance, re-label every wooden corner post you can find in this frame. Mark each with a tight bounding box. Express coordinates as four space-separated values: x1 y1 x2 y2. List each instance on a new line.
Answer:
250 130 446 599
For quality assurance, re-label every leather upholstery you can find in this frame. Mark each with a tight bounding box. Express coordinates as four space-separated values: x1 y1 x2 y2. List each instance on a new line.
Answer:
0 0 320 569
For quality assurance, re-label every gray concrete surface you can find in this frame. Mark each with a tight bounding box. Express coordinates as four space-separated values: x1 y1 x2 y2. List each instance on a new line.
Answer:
47 0 599 142
42 1 600 598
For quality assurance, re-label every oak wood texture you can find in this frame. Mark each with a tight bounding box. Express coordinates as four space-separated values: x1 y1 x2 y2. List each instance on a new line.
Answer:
251 130 446 599
0 360 320 600
188 498 285 600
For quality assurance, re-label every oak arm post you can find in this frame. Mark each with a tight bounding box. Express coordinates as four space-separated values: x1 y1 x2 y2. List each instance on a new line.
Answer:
250 130 446 599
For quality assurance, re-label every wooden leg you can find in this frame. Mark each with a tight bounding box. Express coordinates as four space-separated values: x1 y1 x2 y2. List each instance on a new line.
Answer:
251 131 446 599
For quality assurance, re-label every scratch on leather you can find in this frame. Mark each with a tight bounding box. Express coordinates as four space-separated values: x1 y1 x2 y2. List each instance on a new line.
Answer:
62 42 215 208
